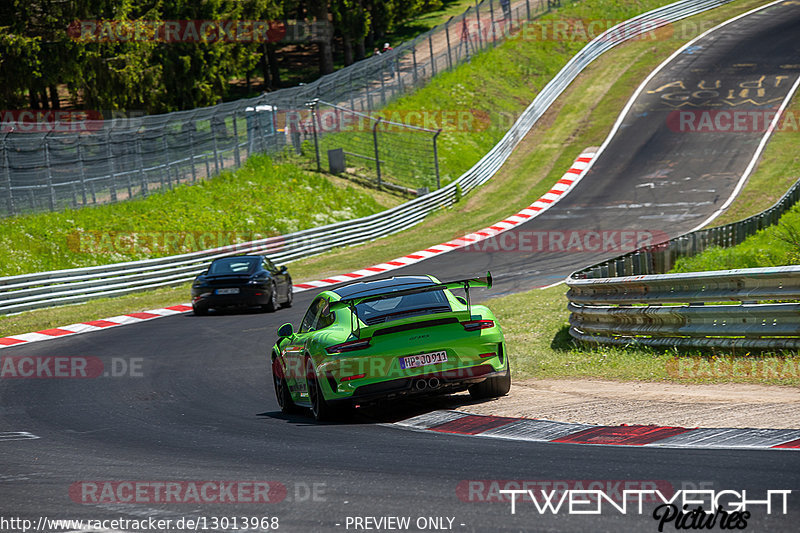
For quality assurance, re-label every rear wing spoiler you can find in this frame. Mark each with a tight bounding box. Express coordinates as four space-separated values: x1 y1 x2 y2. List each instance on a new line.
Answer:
330 272 492 310
330 272 493 337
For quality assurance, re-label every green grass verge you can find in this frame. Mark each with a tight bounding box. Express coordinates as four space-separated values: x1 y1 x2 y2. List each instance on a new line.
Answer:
496 284 800 386
672 203 800 272
0 154 402 276
388 0 492 44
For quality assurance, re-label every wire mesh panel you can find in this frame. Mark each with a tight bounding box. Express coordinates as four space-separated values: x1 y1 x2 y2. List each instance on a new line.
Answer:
310 101 440 192
0 0 551 217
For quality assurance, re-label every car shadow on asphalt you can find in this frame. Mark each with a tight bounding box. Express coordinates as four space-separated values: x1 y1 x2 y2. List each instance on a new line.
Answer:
255 392 493 426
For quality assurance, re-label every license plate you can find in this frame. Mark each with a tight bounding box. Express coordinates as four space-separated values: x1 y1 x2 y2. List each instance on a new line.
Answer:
399 351 448 369
215 288 240 295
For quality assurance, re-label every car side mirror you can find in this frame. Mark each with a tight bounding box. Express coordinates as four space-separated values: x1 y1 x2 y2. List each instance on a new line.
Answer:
280 265 288 273
277 323 294 338
456 296 467 305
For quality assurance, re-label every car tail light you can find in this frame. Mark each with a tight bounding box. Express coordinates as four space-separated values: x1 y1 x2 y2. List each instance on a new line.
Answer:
479 352 496 358
340 373 366 382
461 320 494 331
326 338 372 354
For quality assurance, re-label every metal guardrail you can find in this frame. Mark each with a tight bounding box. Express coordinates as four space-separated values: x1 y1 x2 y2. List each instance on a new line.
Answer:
0 0 549 217
566 182 800 349
0 0 735 315
568 266 800 349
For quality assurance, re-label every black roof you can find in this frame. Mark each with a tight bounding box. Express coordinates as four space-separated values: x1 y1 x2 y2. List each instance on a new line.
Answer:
331 275 435 299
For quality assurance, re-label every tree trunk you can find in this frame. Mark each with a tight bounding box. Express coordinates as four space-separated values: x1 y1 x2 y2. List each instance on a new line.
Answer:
48 85 60 109
342 37 353 66
28 86 38 109
267 44 281 88
260 44 272 90
365 28 374 51
355 39 365 61
38 88 49 110
309 1 334 76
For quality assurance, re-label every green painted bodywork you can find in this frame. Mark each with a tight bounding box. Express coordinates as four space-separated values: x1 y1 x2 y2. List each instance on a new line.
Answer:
270 276 507 407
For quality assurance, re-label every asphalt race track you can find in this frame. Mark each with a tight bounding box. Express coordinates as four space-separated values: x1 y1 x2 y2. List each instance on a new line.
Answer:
2 2 800 532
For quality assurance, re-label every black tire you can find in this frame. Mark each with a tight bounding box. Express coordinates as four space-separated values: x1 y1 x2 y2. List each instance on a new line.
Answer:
307 358 347 422
262 283 278 312
193 304 208 316
468 360 511 400
283 283 293 308
272 357 298 414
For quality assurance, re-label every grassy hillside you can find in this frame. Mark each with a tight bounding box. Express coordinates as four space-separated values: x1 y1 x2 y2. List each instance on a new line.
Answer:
672 205 800 272
0 155 392 276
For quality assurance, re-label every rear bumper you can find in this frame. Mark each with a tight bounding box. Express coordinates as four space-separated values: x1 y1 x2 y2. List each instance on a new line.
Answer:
327 364 508 407
192 287 270 308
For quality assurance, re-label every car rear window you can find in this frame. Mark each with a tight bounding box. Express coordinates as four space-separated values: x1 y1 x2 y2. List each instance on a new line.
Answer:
356 290 451 325
208 257 259 275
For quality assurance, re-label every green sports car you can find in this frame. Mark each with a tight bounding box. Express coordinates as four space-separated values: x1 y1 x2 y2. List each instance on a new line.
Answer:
269 273 510 421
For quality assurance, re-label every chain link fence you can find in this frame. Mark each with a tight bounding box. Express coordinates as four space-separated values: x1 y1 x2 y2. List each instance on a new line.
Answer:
305 100 442 193
0 0 552 218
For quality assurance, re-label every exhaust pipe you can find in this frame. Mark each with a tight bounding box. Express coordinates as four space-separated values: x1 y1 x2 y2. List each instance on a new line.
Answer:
414 379 428 391
428 377 440 389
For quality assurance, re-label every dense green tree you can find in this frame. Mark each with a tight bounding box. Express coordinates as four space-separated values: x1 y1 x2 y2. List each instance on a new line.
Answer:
331 0 369 65
0 0 448 112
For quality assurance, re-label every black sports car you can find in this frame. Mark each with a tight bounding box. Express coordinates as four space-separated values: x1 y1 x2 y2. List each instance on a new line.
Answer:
191 255 292 315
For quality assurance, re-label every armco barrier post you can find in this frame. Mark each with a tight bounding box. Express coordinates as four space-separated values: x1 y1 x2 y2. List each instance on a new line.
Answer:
105 129 118 202
162 134 173 190
373 118 383 188
445 18 454 70
136 137 148 198
232 111 241 168
433 129 442 189
395 55 402 94
188 127 197 183
489 0 496 44
2 130 15 216
412 43 418 85
211 118 220 175
476 2 483 49
76 139 88 205
429 33 436 77
380 61 387 106
307 100 321 172
43 134 56 211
